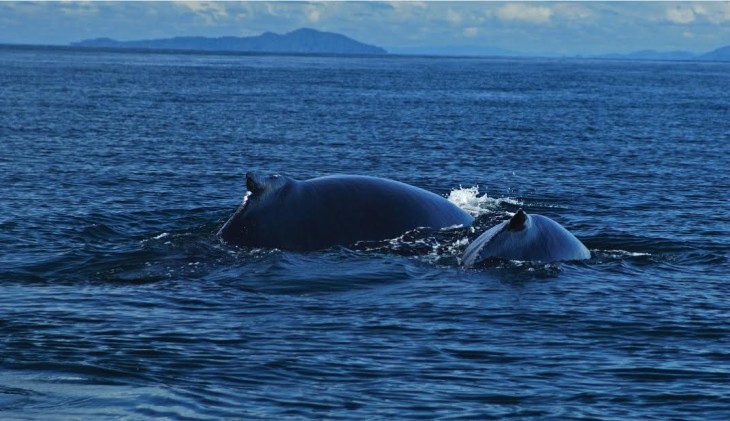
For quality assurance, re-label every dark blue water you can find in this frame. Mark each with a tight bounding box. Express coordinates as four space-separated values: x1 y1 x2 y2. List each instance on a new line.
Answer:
1 45 729 419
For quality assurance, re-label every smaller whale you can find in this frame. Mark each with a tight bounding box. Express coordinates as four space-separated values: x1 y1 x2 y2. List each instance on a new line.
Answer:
462 209 590 267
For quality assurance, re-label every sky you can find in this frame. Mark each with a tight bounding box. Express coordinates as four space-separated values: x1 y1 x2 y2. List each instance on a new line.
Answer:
1 1 729 55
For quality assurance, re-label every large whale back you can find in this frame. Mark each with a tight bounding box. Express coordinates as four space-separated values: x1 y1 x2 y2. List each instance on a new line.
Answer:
219 173 474 251
462 209 590 267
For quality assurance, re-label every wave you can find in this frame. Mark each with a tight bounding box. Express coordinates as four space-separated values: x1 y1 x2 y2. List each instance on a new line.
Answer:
4 191 724 289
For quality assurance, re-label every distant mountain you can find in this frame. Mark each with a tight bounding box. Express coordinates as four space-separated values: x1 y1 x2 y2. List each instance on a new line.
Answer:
72 28 386 55
698 45 730 61
388 45 524 57
596 49 697 61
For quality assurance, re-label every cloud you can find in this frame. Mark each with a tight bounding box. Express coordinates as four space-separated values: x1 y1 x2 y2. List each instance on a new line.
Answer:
447 9 462 25
664 2 730 25
695 2 730 24
390 1 427 10
552 3 593 22
59 1 100 17
496 3 552 24
463 27 478 38
666 5 695 24
174 1 230 25
306 6 321 23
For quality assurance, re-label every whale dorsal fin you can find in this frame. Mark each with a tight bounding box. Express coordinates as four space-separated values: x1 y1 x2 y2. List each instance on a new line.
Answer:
246 172 289 196
507 209 528 231
246 172 267 195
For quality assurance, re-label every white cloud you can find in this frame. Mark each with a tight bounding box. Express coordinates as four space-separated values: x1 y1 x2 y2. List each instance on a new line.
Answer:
447 9 462 25
59 1 99 17
496 3 552 24
666 6 695 24
694 2 730 24
463 27 478 38
388 1 428 13
664 3 730 25
306 6 321 23
174 1 229 25
552 3 592 22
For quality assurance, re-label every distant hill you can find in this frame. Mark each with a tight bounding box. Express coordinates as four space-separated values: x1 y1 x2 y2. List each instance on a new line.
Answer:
596 45 730 62
698 45 730 61
71 28 386 55
388 45 524 57
596 50 697 61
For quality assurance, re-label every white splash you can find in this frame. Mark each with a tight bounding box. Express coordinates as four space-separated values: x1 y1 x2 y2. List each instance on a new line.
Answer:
453 237 470 248
240 190 252 206
153 232 169 240
603 249 652 258
447 186 522 217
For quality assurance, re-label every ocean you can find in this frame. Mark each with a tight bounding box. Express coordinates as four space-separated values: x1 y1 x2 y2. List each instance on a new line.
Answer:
1 45 729 419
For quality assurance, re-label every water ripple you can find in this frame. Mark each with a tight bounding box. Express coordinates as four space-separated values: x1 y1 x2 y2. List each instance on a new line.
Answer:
2 48 729 419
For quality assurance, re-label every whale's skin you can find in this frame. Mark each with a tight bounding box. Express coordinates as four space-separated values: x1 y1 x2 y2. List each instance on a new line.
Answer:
462 209 590 267
218 173 474 251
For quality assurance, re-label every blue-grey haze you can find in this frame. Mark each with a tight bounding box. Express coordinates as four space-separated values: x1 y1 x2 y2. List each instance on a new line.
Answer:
1 2 730 56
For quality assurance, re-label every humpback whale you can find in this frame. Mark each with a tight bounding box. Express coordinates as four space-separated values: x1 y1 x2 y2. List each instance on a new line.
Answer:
219 173 474 251
462 209 590 267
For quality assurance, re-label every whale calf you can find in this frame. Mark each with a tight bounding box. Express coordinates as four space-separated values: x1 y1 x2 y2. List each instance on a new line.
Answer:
219 173 474 251
462 209 590 267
